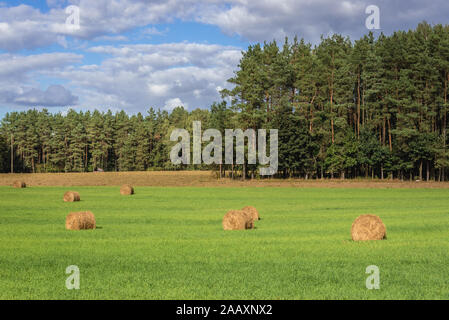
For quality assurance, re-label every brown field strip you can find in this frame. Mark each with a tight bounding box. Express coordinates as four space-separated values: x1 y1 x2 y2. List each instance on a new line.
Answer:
1 171 449 188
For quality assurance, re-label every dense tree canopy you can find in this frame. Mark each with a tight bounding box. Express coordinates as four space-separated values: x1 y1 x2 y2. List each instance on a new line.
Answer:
2 22 449 180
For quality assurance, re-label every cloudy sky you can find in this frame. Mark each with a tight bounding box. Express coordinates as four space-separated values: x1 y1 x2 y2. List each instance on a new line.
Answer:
0 0 448 117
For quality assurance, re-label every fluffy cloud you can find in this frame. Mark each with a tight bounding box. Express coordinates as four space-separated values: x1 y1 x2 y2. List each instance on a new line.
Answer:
0 5 62 51
13 85 78 107
0 0 202 51
45 42 242 112
0 52 82 79
2 0 449 52
0 52 82 107
197 0 449 43
164 97 186 111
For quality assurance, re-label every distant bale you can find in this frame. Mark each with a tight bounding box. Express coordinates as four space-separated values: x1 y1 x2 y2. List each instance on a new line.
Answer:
241 206 260 222
222 210 254 231
351 214 386 241
66 211 96 230
64 191 80 202
13 181 26 188
120 184 134 195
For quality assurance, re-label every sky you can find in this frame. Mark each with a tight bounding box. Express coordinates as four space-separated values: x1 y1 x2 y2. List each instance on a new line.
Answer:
0 0 449 118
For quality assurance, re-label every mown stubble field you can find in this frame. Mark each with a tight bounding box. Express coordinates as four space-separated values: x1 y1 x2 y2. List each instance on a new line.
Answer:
2 171 449 188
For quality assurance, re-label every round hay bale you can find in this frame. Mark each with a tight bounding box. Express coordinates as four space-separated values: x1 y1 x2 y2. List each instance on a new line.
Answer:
66 211 96 230
13 181 26 188
241 206 260 222
63 191 80 202
222 210 254 230
351 214 386 241
120 184 134 195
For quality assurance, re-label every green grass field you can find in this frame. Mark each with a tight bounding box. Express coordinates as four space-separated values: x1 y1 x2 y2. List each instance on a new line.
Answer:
1 186 449 299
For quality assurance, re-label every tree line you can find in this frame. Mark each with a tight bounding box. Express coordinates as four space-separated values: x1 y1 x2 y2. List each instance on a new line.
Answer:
1 22 449 180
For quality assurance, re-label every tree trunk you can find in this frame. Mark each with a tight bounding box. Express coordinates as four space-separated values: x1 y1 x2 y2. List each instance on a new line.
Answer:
443 74 448 183
387 117 392 151
330 54 335 144
10 134 14 174
419 161 423 181
309 88 317 133
357 73 361 138
85 145 88 170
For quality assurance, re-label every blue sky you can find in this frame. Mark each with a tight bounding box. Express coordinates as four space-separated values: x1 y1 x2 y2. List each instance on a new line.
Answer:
0 0 448 119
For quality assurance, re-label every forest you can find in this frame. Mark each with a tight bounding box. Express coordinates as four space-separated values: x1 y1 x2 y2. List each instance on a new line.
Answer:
1 22 449 180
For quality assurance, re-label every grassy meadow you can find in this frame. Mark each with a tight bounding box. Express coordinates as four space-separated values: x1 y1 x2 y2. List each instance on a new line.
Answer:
1 186 449 299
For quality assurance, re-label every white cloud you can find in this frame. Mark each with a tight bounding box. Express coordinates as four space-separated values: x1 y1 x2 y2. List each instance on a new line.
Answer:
0 0 203 51
93 35 129 42
196 0 449 43
0 52 82 79
0 52 82 107
148 84 170 97
13 85 78 106
9 42 240 112
49 42 242 112
1 0 449 51
141 26 168 36
164 97 186 111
